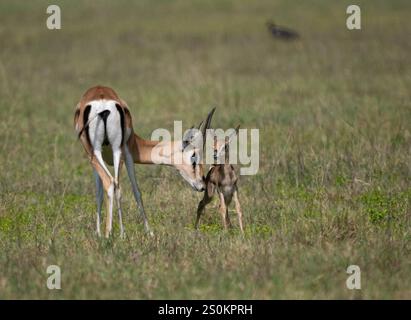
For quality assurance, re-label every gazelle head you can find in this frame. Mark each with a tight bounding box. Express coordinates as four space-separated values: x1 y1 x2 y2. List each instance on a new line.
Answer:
175 108 215 192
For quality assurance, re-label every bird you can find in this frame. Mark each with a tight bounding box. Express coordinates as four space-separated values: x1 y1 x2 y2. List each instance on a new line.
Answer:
266 20 300 40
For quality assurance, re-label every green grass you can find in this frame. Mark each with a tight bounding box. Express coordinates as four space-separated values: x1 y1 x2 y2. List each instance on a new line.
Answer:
0 0 410 299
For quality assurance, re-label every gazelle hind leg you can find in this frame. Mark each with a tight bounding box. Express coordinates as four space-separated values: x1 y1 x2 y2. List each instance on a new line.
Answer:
94 170 104 237
92 151 115 238
104 182 115 238
94 149 112 178
115 186 124 238
124 146 153 236
233 189 244 234
90 153 114 238
113 149 124 238
79 132 114 238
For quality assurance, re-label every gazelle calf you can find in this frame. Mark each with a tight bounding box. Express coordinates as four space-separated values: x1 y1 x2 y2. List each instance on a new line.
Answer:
195 126 244 234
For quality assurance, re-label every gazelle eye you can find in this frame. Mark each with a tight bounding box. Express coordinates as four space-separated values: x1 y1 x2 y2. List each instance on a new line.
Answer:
191 152 197 166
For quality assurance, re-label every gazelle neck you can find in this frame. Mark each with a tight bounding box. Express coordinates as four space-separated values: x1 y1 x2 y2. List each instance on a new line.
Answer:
131 133 179 166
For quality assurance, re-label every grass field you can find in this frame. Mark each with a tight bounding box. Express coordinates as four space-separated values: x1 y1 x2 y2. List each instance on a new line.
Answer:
0 0 410 299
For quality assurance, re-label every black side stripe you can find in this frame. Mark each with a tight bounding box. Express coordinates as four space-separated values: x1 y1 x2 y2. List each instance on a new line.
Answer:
115 104 125 146
82 104 92 143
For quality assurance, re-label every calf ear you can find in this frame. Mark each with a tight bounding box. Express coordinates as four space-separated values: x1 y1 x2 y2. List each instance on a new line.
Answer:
216 125 240 157
234 124 240 135
225 125 240 146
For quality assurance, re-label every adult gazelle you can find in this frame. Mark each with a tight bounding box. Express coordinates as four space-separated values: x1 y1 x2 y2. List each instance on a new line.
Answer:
74 85 214 238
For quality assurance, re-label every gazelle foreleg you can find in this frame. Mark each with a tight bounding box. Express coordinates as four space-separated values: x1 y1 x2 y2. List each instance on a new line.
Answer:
124 146 153 236
194 190 214 230
195 182 214 230
195 197 210 230
233 188 244 234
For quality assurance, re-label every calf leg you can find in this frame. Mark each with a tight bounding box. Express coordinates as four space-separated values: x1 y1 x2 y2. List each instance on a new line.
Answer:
233 189 244 234
218 192 228 230
225 207 232 228
224 195 233 228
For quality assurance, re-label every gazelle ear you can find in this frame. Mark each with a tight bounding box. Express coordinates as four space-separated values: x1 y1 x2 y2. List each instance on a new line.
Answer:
182 126 195 149
182 107 216 150
74 103 80 133
74 107 80 133
197 120 204 132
